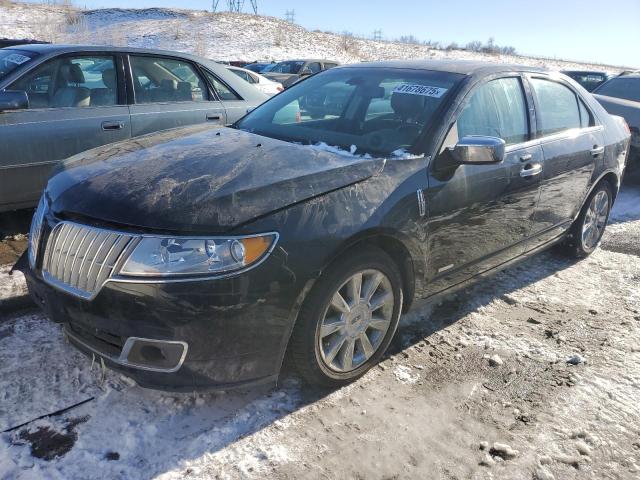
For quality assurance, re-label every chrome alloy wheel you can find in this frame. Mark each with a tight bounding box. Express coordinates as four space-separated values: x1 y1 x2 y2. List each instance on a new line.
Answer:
582 190 610 250
318 269 394 373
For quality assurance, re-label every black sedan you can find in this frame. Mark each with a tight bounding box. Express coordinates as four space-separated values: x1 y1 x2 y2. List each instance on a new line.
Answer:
21 61 631 391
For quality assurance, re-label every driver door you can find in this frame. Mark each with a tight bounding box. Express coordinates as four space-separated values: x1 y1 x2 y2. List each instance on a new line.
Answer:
423 75 543 294
0 53 130 211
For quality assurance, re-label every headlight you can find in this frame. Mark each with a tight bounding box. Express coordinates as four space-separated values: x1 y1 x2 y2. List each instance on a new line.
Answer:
119 233 278 277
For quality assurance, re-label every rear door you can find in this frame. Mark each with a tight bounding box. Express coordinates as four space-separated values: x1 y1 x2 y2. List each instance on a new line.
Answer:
424 75 543 293
0 53 130 211
203 70 251 123
127 54 226 137
527 76 603 243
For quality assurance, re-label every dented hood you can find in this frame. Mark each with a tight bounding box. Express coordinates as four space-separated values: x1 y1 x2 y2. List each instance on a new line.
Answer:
46 125 385 233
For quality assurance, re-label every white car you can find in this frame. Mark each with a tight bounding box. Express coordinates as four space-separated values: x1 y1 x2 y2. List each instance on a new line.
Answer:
226 66 284 96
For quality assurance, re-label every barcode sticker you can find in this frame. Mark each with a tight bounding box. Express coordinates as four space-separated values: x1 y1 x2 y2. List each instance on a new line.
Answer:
392 84 448 98
4 53 31 65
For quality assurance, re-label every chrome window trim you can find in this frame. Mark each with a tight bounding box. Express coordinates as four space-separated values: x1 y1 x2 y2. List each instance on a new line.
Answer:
65 327 188 373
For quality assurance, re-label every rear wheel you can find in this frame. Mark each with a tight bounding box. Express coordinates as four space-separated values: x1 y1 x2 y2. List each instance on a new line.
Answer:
564 182 612 258
289 248 403 387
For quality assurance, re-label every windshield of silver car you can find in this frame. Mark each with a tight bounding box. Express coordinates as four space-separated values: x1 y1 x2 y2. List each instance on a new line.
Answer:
236 67 462 157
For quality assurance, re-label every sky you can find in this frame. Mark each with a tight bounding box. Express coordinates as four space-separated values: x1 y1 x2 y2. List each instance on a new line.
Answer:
35 0 640 67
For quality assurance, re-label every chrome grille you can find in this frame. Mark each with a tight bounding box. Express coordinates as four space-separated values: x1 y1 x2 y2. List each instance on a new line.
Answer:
28 196 47 268
42 222 136 299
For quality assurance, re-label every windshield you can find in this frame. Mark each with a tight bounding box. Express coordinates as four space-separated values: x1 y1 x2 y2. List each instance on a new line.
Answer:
0 49 38 82
236 67 462 157
594 76 640 103
269 61 305 74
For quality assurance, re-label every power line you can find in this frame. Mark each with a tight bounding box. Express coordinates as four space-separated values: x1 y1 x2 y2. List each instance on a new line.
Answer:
285 9 295 23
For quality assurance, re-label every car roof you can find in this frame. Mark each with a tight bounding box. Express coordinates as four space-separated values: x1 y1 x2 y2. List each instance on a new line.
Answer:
340 59 546 76
276 59 338 63
560 69 609 74
2 43 204 58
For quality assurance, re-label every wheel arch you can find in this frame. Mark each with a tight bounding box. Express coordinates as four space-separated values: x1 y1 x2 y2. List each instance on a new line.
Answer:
322 229 418 313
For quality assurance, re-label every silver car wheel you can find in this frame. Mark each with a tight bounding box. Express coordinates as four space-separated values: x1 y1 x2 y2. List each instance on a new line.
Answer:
582 190 610 250
318 269 394 373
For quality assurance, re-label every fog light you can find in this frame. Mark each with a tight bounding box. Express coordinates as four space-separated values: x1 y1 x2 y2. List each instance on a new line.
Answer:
121 338 188 372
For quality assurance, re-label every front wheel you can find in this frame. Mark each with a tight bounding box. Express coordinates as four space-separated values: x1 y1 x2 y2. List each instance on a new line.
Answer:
565 182 612 258
289 248 403 387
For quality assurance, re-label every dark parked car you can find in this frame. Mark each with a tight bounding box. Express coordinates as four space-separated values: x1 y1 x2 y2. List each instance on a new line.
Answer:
561 70 611 92
244 62 275 73
0 44 268 212
593 71 640 171
21 60 630 391
262 59 340 88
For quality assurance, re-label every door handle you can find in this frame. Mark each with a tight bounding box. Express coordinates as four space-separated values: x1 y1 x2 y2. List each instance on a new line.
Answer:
520 163 543 178
206 114 222 121
591 146 605 157
102 121 124 131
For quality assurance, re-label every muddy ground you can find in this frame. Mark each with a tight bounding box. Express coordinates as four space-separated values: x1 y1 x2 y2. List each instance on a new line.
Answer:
0 185 639 480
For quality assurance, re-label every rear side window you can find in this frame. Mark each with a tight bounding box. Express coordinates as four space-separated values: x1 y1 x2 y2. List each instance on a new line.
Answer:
530 78 581 136
205 71 242 101
457 77 529 145
10 55 117 109
578 99 593 128
306 62 322 74
594 77 640 103
130 56 207 104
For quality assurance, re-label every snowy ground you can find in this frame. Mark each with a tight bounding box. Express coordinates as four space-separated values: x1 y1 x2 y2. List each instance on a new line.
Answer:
0 1 633 70
0 183 639 479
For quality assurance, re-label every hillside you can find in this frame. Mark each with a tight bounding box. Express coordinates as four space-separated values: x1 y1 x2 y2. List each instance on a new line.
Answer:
0 1 630 72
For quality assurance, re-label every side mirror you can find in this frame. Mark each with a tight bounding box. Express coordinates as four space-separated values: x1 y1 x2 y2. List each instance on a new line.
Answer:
0 90 29 112
299 67 313 76
449 136 505 165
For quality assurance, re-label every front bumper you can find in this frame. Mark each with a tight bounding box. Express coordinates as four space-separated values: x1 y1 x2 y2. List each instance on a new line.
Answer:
24 249 307 392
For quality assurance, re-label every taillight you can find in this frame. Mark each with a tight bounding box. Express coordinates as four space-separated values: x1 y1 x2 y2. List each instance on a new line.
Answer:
622 120 631 135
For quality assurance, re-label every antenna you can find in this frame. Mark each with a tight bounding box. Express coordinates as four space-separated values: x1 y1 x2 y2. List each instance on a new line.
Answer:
373 29 382 41
285 9 295 23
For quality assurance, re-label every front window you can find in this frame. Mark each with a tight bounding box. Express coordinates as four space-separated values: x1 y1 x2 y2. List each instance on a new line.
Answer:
0 49 38 83
9 55 117 108
236 67 462 157
594 77 640 103
457 77 529 145
269 61 305 74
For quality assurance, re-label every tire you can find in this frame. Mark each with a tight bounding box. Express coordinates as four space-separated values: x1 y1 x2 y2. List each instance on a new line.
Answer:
564 181 613 258
289 247 403 387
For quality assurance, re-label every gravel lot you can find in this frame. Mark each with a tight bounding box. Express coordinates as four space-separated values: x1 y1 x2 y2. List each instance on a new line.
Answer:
0 183 639 480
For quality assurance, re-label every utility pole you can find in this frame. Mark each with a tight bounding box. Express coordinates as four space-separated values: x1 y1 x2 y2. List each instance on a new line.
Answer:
285 9 295 23
226 0 245 12
373 29 382 41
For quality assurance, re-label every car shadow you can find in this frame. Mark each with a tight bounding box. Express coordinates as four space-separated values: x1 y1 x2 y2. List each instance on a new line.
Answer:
4 242 585 478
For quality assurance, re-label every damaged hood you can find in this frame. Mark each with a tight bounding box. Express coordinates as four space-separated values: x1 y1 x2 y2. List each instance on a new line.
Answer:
46 125 385 233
